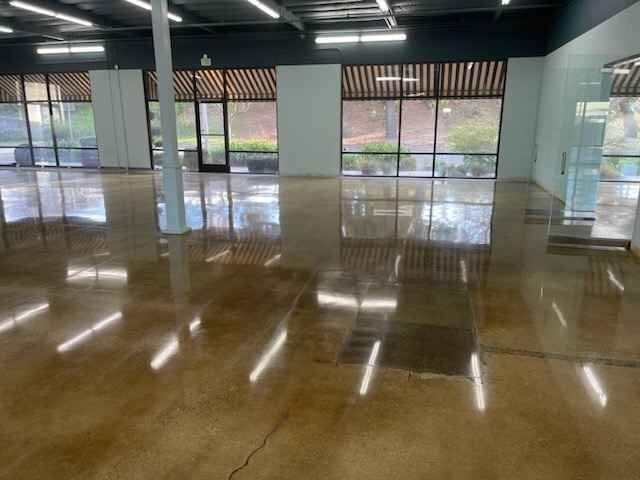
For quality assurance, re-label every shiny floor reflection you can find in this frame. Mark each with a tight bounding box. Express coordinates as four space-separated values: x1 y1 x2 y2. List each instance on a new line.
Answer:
1 169 640 479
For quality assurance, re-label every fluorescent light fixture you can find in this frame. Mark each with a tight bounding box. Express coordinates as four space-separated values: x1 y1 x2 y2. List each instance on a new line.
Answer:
0 26 13 33
123 0 182 22
70 45 105 53
246 0 280 19
442 107 452 114
249 330 287 382
635 62 640 67
402 77 418 82
57 312 122 353
583 364 607 407
0 302 49 334
359 340 381 395
361 32 406 42
501 0 511 4
551 301 567 328
150 336 179 370
315 35 359 44
10 1 92 26
38 47 70 55
614 68 631 75
376 76 401 82
375 0 390 12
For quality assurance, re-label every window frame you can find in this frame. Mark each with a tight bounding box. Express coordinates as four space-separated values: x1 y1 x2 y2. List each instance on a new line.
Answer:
340 61 507 179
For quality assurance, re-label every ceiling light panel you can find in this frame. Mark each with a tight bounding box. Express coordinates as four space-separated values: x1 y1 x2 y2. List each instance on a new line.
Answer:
9 1 93 27
123 0 183 22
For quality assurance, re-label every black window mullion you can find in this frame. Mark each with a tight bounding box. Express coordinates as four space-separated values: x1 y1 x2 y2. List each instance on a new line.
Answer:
20 74 35 167
193 71 204 173
222 70 230 171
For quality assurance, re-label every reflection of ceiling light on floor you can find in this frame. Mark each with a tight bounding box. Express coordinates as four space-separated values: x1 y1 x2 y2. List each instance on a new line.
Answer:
206 249 230 263
551 301 567 328
264 254 282 267
250 330 287 383
67 266 128 282
470 353 485 411
582 364 607 407
317 292 359 309
360 340 381 396
360 298 397 311
0 302 49 334
57 312 122 353
460 259 468 284
150 336 180 371
189 316 201 337
606 269 625 292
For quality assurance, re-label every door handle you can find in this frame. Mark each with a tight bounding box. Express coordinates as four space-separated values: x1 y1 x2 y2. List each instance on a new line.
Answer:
561 152 567 175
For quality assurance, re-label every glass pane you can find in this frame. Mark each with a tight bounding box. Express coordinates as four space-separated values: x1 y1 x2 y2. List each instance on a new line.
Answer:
603 97 640 156
227 102 278 151
436 99 502 154
400 99 436 153
201 136 226 165
342 153 398 176
27 103 54 147
0 104 29 146
148 101 197 150
23 74 48 101
600 156 640 181
198 102 224 135
0 147 29 166
152 149 199 172
434 154 497 178
399 154 433 177
52 103 97 148
342 100 400 152
230 152 278 174
58 148 99 168
33 148 56 166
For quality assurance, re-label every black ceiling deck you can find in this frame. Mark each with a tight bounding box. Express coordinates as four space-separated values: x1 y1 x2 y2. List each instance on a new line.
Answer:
0 0 566 44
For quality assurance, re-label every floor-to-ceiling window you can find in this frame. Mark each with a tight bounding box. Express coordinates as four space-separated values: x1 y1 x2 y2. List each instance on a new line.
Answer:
0 72 97 169
144 68 278 174
341 61 506 178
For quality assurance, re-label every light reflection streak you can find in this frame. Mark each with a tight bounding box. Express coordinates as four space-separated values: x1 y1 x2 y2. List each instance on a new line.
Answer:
607 269 625 292
471 353 486 411
317 292 359 309
582 364 608 407
57 311 122 352
0 303 49 334
394 254 402 279
249 330 287 383
189 316 201 337
67 266 128 282
552 301 567 328
150 336 180 371
206 249 230 263
264 254 282 267
360 298 397 311
460 259 468 284
359 340 381 396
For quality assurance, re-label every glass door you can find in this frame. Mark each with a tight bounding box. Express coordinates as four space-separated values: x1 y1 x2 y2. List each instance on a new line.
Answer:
198 102 228 172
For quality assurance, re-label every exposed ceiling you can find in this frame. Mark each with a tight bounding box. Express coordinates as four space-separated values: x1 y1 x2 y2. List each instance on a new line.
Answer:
0 0 566 44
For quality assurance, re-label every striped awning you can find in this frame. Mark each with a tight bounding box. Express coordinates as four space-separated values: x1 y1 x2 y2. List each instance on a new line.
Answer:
343 61 506 99
49 72 92 102
611 61 640 97
23 74 48 101
226 68 277 100
0 75 23 102
196 69 224 100
343 64 403 99
146 70 196 101
439 60 506 98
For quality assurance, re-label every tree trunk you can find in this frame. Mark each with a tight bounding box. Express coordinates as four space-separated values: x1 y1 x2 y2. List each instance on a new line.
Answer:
619 98 638 140
384 101 397 143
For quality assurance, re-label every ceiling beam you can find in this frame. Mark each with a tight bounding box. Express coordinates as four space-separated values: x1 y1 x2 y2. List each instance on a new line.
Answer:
258 0 305 30
0 18 65 40
2 0 125 28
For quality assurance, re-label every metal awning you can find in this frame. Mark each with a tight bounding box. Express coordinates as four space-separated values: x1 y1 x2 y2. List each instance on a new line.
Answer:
343 60 507 99
226 68 277 100
49 72 92 102
196 69 224 100
146 70 198 101
611 61 640 97
0 75 23 102
439 60 506 98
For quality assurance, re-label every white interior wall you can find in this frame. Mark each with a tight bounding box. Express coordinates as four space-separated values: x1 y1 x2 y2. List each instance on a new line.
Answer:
90 69 151 169
498 57 545 181
276 64 342 176
533 2 640 197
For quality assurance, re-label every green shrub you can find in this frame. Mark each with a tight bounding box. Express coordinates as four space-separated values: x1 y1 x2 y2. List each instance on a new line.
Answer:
229 138 277 152
446 120 498 153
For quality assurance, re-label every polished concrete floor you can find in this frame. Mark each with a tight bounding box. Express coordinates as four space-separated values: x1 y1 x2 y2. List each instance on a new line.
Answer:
1 169 640 479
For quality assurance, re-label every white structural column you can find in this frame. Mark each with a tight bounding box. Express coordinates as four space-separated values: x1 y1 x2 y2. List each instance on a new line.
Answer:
151 0 188 234
633 196 640 255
